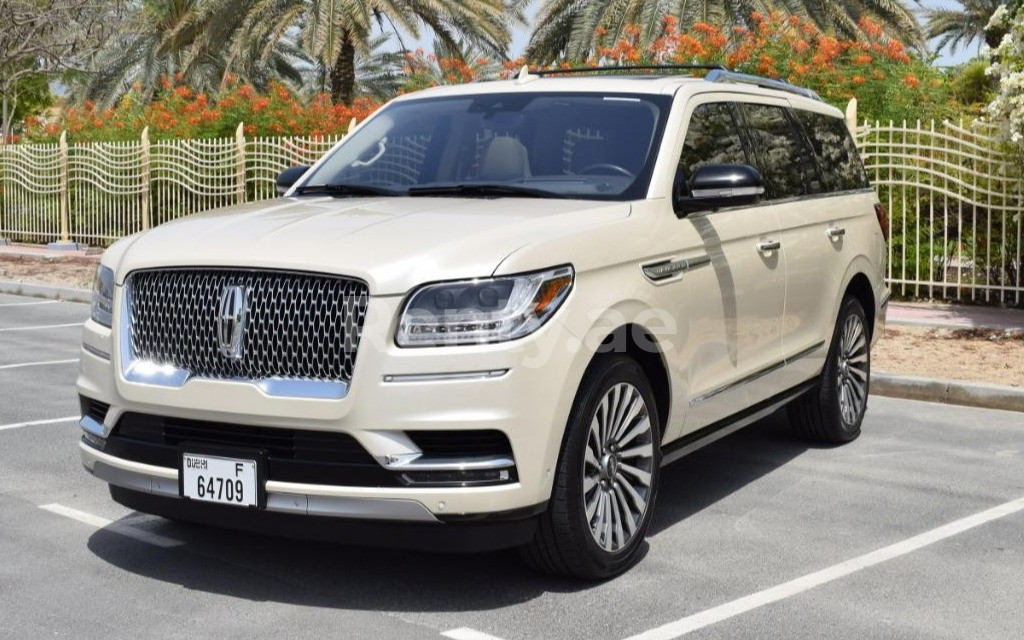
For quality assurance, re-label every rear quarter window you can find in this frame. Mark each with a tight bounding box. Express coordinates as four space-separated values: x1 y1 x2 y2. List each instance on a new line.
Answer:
795 110 870 192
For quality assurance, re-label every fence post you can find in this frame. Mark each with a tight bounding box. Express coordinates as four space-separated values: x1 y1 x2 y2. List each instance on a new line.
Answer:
236 122 246 205
140 126 151 231
58 130 70 244
845 98 858 137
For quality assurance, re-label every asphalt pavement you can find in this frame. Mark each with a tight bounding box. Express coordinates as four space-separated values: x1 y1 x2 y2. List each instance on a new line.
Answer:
1 291 1023 640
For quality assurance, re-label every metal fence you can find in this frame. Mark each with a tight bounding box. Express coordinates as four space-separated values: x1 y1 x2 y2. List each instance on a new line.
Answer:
0 124 343 245
856 118 1024 307
2 112 1024 306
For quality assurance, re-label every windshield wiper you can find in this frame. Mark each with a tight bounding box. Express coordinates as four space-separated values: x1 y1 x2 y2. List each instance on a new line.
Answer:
407 183 562 198
293 183 399 197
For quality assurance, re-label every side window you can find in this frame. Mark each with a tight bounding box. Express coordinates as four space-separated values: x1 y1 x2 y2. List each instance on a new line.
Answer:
796 110 869 192
678 102 748 188
740 104 821 199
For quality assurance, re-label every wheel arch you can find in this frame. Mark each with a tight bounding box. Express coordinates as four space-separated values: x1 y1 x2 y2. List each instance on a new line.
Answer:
592 324 672 439
843 272 876 340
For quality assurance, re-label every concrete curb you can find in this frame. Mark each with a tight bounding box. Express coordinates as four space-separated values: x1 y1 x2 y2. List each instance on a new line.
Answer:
872 372 1024 413
0 280 92 304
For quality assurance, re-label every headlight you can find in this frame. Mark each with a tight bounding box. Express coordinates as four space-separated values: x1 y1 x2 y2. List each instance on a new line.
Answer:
91 264 115 327
396 265 574 347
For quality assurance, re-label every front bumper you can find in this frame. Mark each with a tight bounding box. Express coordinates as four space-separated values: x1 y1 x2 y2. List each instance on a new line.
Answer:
76 291 587 525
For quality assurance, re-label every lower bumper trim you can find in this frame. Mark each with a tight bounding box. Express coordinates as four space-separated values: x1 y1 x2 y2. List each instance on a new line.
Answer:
85 449 440 523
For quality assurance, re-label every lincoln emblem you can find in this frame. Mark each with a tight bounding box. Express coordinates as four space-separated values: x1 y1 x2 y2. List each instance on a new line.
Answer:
216 285 249 360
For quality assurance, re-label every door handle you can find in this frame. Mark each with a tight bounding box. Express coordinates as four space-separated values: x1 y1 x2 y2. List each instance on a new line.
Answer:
756 240 781 252
827 226 846 239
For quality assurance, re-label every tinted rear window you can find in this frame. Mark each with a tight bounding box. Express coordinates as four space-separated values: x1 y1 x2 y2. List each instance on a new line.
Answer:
740 103 822 199
795 110 869 192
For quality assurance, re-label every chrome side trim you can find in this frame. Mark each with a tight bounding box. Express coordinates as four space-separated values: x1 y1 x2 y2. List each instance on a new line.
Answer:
663 385 811 466
382 369 509 383
379 454 516 472
80 416 108 439
785 340 826 364
118 283 348 400
641 255 710 282
82 343 110 361
691 340 826 405
85 453 440 523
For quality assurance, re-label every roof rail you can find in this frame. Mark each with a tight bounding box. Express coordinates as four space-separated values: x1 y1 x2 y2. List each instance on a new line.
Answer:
533 64 727 77
704 69 823 101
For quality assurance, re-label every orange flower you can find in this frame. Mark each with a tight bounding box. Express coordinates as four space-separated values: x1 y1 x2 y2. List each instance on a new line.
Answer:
852 75 865 84
903 73 920 89
858 17 884 39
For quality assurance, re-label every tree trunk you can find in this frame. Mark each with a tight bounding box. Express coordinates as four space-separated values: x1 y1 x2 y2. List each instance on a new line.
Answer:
329 31 357 106
1 86 8 144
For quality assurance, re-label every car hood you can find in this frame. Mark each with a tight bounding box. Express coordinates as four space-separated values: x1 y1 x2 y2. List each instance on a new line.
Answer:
115 196 630 295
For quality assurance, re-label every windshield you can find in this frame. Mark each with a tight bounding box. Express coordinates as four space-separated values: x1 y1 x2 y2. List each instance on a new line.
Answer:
301 92 672 200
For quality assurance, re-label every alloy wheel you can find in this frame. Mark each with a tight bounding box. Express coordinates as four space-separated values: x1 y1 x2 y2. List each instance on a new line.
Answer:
582 382 655 552
837 313 869 427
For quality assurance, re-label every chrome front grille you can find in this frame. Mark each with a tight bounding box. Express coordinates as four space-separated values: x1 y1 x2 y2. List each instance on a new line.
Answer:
127 269 369 384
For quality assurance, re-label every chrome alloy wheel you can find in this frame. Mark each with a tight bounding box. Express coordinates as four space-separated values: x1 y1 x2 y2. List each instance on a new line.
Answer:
837 312 869 427
583 382 655 552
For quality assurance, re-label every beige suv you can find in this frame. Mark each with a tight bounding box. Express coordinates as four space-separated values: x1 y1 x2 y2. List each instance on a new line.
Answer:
78 66 888 579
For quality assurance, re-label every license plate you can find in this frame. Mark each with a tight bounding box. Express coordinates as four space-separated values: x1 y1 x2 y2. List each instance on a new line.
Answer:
181 453 258 507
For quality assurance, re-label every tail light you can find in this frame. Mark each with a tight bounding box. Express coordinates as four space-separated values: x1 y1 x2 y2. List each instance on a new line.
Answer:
873 203 889 240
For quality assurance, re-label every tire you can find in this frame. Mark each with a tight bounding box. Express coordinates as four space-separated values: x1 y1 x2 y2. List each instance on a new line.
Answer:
788 295 871 444
520 356 661 580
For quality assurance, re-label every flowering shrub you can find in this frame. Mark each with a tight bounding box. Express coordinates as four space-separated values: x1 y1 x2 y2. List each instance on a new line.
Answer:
504 13 952 123
400 49 499 93
23 75 380 143
985 4 1024 150
20 14 954 143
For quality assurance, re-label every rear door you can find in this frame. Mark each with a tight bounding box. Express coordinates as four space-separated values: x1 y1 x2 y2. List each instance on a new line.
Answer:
773 107 874 386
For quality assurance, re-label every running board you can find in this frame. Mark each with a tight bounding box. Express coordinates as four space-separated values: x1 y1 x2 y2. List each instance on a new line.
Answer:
661 380 815 467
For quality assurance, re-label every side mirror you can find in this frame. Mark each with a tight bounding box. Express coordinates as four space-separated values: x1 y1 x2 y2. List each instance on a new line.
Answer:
675 164 765 214
276 165 311 196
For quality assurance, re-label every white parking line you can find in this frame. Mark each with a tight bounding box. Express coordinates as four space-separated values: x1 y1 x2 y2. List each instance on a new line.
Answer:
0 358 78 371
39 504 184 548
0 322 82 332
442 629 508 640
0 300 60 307
0 416 78 432
624 495 1024 640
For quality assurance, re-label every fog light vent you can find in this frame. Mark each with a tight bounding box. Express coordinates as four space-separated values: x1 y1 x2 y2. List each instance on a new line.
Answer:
79 395 110 425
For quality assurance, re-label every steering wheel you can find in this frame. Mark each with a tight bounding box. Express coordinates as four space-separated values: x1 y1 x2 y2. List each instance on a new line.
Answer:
577 163 635 178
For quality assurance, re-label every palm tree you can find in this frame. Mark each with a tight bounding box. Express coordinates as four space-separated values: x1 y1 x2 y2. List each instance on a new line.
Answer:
926 0 1007 54
526 0 924 64
78 0 305 107
200 0 516 105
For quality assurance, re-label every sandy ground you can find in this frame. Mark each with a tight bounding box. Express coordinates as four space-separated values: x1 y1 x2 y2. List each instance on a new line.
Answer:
0 255 97 290
874 325 1024 388
2 255 1021 388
